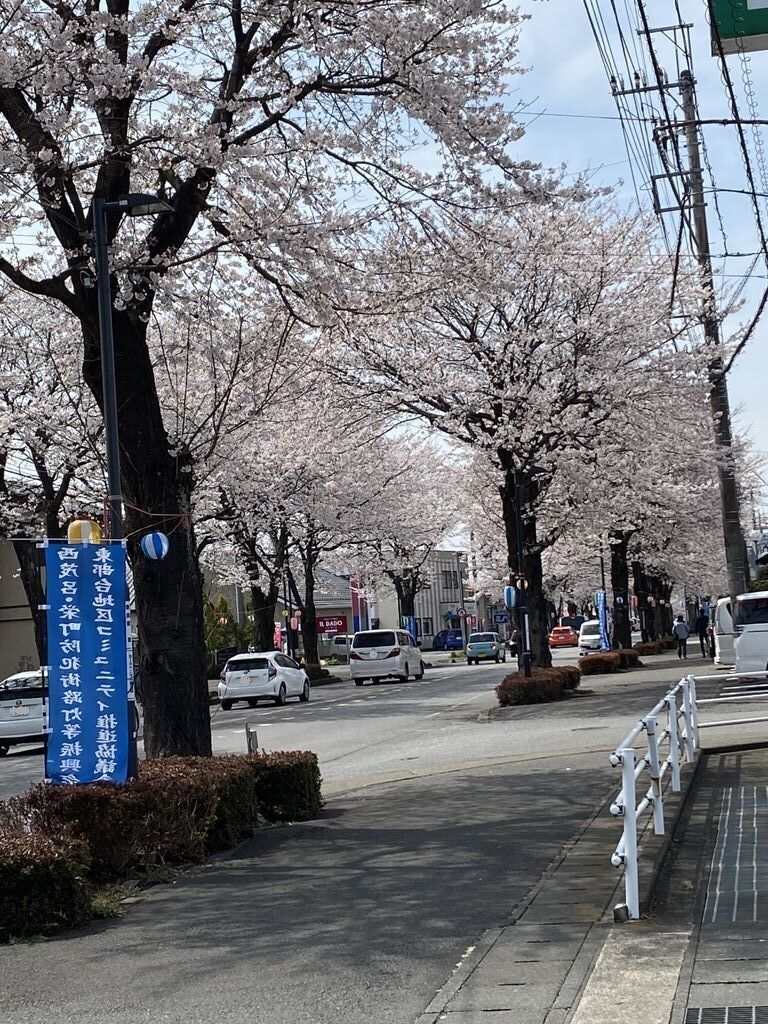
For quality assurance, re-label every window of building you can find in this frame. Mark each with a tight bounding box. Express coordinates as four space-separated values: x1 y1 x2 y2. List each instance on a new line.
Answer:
441 570 459 590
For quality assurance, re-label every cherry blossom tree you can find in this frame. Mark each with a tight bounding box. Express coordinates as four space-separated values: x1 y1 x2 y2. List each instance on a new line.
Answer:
338 196 701 667
0 0 528 754
0 292 103 650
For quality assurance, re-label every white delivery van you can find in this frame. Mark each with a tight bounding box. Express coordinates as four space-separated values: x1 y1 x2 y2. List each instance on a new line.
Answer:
714 597 735 668
734 591 768 675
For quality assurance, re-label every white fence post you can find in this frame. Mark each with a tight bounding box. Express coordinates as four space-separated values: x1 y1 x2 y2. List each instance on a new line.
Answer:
688 674 699 749
666 694 681 791
682 677 695 761
620 746 640 920
644 714 665 835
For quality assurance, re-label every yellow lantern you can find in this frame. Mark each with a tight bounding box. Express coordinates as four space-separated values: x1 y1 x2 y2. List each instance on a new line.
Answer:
67 518 103 544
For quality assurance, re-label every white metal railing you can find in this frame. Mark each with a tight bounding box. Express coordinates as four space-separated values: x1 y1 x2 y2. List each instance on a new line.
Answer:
609 669 768 920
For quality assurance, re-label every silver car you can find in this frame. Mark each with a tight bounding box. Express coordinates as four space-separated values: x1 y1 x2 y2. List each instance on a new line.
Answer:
218 652 310 710
0 670 45 756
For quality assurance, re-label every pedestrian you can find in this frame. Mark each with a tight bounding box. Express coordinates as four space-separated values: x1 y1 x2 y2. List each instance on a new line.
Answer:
694 609 709 657
673 615 689 660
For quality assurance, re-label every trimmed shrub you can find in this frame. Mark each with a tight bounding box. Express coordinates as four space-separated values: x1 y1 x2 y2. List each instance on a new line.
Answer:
247 751 323 822
0 819 90 941
22 777 218 880
633 641 665 656
617 648 643 669
495 666 580 707
556 665 582 691
140 756 258 851
579 652 622 675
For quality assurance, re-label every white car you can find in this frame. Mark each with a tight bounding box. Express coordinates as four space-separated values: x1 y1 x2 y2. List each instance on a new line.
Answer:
0 670 45 756
579 620 604 655
218 652 310 710
734 591 768 675
349 629 425 686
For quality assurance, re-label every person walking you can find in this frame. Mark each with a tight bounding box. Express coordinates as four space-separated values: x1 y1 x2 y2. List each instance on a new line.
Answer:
694 609 709 657
673 615 690 660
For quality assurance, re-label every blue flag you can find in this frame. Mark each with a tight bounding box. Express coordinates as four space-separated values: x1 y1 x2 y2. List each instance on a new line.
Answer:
596 589 610 651
44 540 131 785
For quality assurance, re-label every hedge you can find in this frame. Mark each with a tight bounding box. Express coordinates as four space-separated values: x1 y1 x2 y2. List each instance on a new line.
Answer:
248 751 323 822
18 752 322 882
617 648 643 669
495 665 581 707
0 817 90 941
579 652 621 674
1 750 323 940
633 641 666 655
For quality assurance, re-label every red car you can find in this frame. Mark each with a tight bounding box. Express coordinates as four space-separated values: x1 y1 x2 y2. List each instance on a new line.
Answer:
549 626 578 648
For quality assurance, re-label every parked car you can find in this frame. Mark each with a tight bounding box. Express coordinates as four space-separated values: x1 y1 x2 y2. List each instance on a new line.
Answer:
549 626 579 648
465 632 506 665
734 591 768 675
349 629 425 686
218 652 310 709
432 628 464 651
578 620 604 655
714 596 735 667
0 670 45 756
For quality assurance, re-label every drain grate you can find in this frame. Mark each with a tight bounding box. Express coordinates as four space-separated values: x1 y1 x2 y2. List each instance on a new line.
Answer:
703 786 768 925
685 1009 768 1024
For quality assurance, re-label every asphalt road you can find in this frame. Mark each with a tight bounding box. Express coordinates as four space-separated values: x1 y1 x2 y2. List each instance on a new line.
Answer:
0 644 680 802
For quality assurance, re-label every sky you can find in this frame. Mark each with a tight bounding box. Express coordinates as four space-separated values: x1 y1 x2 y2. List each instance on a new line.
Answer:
511 0 768 490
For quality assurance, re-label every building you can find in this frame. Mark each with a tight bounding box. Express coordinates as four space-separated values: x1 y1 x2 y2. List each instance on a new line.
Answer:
0 541 40 679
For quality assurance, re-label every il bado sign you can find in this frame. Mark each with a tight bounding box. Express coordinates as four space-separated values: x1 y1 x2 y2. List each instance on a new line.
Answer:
316 615 348 633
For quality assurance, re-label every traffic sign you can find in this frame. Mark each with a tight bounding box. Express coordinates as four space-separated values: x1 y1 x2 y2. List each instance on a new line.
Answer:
493 612 509 624
457 607 467 618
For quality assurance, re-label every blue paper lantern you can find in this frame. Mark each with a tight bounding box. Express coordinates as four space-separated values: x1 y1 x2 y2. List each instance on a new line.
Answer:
140 532 169 560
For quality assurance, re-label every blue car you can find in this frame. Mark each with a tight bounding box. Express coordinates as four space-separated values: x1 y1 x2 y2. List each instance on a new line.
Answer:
432 628 464 651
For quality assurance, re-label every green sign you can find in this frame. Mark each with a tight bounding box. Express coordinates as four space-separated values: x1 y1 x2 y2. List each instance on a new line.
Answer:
711 0 768 54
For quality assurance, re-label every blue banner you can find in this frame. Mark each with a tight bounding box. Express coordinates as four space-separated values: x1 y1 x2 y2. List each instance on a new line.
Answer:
44 540 130 785
596 589 610 651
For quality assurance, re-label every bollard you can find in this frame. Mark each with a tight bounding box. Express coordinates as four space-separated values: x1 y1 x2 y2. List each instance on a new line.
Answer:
245 722 259 754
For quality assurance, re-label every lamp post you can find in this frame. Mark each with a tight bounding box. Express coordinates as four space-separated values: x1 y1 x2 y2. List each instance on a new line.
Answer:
91 193 172 780
511 469 532 678
92 193 172 539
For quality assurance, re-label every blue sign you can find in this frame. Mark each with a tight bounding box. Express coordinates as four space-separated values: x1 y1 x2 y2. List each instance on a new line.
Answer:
596 589 610 652
504 586 517 609
44 540 131 785
494 612 509 624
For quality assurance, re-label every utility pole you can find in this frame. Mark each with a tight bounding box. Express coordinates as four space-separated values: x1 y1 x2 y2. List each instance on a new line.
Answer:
680 69 747 608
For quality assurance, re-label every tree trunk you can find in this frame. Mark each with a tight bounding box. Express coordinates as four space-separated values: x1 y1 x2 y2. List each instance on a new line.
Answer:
81 309 211 758
251 581 280 652
609 532 632 651
500 467 552 669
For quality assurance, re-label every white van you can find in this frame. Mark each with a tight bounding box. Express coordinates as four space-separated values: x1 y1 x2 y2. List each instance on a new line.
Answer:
714 597 735 667
349 629 425 686
734 591 768 675
579 620 603 655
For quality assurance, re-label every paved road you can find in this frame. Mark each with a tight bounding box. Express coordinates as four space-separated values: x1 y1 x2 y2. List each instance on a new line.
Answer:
0 646 698 802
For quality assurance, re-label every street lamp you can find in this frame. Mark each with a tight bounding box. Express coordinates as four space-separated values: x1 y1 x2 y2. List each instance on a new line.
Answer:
92 193 172 539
